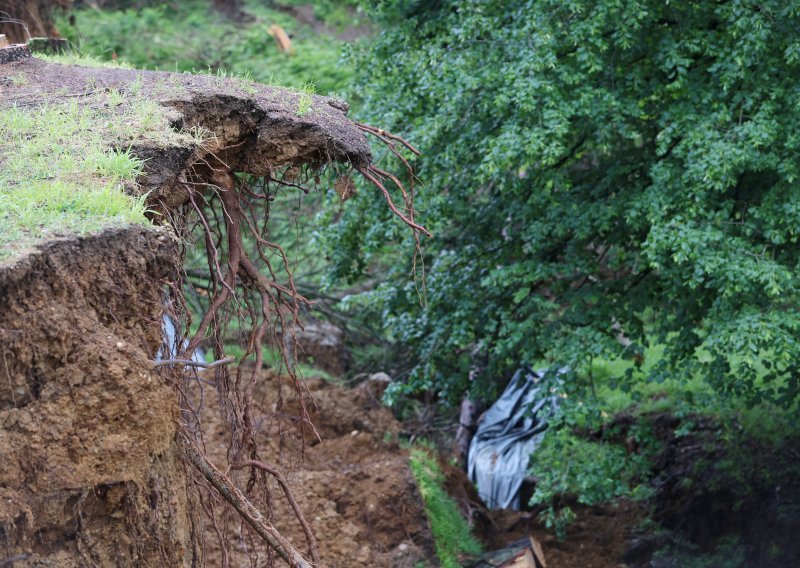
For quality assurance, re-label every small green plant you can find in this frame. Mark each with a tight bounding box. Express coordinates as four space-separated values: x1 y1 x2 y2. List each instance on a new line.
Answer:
528 409 658 539
107 88 126 106
409 446 482 567
296 82 316 116
10 73 28 86
93 147 143 179
130 74 143 96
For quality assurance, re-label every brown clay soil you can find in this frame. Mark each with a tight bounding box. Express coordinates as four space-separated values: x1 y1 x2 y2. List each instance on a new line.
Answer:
0 227 192 567
193 372 437 567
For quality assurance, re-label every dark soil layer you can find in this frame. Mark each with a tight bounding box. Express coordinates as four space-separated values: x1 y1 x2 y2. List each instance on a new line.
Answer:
0 226 190 566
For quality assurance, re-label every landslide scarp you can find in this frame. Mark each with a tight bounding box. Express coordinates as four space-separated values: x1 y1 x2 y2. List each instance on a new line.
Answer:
0 55 375 566
0 226 187 566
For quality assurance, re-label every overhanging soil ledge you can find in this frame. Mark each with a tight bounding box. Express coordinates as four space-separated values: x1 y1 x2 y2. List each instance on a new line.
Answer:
1 56 398 567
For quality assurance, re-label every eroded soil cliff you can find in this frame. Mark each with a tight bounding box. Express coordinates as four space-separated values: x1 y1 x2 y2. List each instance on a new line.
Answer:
0 227 189 566
0 54 410 568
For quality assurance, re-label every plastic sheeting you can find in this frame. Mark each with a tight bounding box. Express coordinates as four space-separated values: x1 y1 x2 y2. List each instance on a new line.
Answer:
468 367 560 510
157 313 206 363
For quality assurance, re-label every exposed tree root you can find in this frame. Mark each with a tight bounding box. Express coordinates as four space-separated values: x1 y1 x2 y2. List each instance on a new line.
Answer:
183 437 319 568
161 122 428 566
231 460 321 566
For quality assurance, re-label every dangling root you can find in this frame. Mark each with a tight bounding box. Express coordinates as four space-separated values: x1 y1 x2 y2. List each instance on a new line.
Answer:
358 165 432 237
166 124 429 567
183 437 320 568
356 122 430 304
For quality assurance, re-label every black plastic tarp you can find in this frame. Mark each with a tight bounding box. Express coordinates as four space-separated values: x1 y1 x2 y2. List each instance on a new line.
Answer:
467 367 560 510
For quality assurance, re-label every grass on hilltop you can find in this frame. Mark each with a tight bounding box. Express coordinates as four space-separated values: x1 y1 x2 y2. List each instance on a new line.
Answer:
0 80 205 262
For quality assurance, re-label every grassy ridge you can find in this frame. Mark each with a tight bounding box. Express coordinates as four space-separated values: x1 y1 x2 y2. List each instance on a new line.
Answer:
409 446 482 568
0 76 201 261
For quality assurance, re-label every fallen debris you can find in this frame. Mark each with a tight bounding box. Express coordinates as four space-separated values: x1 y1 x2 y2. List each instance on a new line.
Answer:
268 24 295 54
465 536 547 568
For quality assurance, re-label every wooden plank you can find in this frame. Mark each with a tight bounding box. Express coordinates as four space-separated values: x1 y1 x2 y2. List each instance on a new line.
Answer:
463 537 539 567
529 535 547 568
268 24 294 55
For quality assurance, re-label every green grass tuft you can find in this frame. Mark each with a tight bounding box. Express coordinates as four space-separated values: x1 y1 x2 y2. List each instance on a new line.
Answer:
409 446 482 567
296 82 316 116
0 82 204 262
36 51 134 69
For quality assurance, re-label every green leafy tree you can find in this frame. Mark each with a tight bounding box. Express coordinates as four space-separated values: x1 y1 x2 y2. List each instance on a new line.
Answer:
328 0 800 405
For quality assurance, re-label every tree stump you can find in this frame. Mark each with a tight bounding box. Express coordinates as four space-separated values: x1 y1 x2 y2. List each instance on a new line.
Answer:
0 44 31 65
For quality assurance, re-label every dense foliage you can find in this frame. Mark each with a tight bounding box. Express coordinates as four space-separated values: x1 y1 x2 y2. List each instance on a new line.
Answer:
330 0 800 406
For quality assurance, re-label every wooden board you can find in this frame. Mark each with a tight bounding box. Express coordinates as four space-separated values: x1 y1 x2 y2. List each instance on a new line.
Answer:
530 535 547 568
268 24 294 55
463 535 546 568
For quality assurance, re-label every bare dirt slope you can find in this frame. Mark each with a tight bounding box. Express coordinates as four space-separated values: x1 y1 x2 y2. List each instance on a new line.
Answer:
0 227 190 566
195 372 437 567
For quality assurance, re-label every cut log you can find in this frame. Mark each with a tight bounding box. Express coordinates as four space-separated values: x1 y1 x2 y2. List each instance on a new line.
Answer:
463 536 546 568
0 35 8 48
0 44 31 65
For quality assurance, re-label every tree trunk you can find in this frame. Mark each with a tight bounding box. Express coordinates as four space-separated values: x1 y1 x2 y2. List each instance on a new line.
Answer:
454 395 482 470
0 0 70 43
211 0 246 20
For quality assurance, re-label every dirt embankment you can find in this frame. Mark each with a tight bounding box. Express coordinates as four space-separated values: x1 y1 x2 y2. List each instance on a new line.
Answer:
0 55 393 567
0 227 189 566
